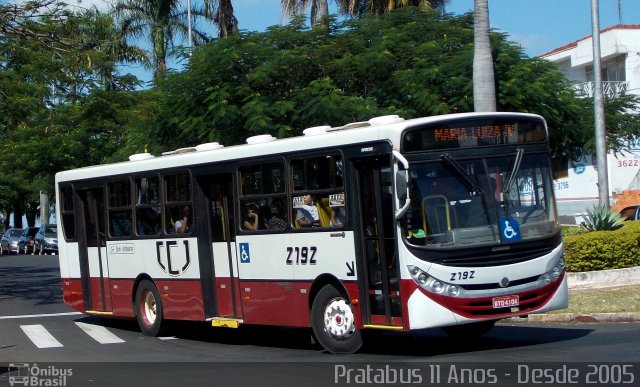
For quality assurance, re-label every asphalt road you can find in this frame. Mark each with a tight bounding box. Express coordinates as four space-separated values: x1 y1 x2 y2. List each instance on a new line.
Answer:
1 254 639 387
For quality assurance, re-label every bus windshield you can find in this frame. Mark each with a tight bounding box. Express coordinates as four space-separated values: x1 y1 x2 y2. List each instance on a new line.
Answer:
403 152 558 248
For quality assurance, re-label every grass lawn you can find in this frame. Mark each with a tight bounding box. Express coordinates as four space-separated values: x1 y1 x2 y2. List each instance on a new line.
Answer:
550 285 640 314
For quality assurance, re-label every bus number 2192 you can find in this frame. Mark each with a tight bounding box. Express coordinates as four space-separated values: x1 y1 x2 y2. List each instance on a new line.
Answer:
286 246 317 265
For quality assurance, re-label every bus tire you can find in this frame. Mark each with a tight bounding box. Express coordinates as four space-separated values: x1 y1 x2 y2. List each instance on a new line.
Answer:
311 285 362 354
441 320 496 338
135 280 167 337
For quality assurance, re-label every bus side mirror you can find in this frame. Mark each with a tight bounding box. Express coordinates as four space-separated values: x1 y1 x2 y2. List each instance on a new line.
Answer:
393 150 411 220
395 170 410 219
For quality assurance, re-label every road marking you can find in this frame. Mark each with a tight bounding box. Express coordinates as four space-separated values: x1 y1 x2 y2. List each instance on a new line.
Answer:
75 322 125 344
0 312 82 320
158 336 178 340
20 324 64 348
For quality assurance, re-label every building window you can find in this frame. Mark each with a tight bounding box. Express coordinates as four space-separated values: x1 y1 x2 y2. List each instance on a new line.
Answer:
586 55 626 82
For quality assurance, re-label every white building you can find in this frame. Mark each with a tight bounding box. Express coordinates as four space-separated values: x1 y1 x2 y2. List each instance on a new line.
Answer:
540 25 640 222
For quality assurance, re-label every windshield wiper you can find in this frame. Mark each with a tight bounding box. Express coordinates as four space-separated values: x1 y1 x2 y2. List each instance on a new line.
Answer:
505 148 524 195
441 154 484 196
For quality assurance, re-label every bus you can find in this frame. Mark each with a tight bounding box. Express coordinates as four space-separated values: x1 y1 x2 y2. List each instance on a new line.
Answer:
55 112 568 353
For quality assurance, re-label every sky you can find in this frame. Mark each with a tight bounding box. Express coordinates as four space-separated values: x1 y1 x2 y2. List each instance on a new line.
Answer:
16 0 640 82
233 0 640 57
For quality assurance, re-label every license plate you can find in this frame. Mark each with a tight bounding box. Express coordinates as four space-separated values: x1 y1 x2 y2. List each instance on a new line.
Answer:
492 295 519 308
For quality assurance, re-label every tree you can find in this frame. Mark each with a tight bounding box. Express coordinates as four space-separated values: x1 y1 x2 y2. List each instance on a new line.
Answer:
472 0 496 112
0 1 145 225
114 0 234 81
149 8 598 159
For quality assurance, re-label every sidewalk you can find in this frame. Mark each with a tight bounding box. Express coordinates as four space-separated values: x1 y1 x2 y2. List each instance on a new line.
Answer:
507 266 640 323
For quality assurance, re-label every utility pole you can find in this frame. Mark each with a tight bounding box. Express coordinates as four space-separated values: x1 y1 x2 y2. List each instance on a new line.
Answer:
591 0 610 208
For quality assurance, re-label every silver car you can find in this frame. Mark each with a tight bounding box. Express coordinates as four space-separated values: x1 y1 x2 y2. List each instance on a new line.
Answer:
33 224 58 255
0 228 23 254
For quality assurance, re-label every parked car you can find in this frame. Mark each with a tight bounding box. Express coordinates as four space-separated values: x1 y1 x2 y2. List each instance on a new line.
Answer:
619 205 640 221
33 224 58 255
17 227 39 254
0 228 23 254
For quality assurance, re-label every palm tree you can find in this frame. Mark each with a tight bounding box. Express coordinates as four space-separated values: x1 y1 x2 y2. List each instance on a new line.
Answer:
472 0 496 112
281 0 329 28
336 0 447 17
214 0 238 38
282 0 447 28
114 0 236 81
76 9 150 91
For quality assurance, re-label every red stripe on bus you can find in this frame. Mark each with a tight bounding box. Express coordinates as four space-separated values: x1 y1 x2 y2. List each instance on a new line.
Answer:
409 273 565 319
238 280 311 327
61 278 85 312
61 277 205 321
63 277 363 328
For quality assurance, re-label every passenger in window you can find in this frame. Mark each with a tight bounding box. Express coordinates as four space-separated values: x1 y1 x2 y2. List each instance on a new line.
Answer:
330 207 345 228
296 194 320 227
268 200 287 230
175 206 191 233
243 203 260 230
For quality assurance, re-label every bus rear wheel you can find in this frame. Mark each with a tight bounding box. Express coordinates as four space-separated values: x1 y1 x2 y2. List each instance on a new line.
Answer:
441 320 496 338
135 280 167 337
311 285 362 354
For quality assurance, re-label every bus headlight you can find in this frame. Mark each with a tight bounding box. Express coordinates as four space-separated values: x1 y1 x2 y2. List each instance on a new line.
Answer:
407 265 462 297
448 285 460 296
538 258 565 285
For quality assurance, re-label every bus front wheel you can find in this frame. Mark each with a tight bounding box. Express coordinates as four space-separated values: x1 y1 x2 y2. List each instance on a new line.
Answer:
311 285 362 354
135 280 167 337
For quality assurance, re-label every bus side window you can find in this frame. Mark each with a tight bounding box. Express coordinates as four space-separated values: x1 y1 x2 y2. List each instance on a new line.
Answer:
108 179 132 238
238 161 286 232
290 154 345 230
60 186 76 241
135 176 162 236
164 172 192 234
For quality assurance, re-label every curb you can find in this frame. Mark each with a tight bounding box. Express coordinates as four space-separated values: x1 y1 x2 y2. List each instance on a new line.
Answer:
567 266 640 290
506 312 640 323
514 266 640 323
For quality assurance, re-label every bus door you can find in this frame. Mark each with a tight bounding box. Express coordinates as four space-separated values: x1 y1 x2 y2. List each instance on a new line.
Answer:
77 187 111 313
194 175 241 319
354 156 402 327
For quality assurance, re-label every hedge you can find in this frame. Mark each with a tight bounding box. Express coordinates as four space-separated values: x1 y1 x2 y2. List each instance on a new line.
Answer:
563 221 640 272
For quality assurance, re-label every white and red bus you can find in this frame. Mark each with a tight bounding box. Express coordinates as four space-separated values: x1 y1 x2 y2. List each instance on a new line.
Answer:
55 112 568 353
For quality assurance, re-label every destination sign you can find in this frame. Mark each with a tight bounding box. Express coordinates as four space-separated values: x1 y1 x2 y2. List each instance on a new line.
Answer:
402 118 547 152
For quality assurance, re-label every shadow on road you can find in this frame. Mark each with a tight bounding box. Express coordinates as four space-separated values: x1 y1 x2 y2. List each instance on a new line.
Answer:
0 255 61 307
75 315 594 357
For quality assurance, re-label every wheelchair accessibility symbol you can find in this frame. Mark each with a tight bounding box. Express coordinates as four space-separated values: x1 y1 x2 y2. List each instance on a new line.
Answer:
499 217 521 242
239 243 251 263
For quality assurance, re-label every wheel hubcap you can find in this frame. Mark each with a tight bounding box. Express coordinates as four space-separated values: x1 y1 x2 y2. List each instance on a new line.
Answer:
323 298 355 340
143 291 157 325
